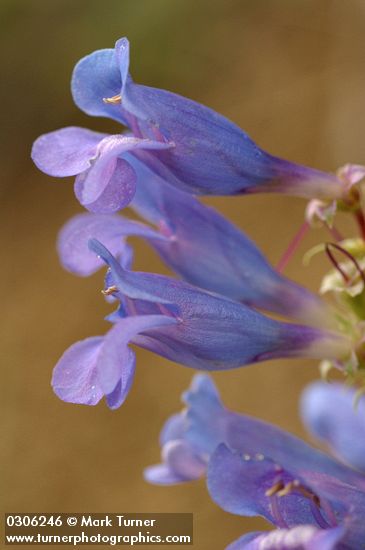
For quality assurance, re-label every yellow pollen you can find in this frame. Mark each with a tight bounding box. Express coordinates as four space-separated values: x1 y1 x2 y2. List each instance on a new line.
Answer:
277 481 298 497
265 481 284 497
102 94 122 105
276 480 320 506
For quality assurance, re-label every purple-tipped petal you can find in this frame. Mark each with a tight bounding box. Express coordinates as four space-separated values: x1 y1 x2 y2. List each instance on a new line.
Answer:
57 212 166 276
227 526 346 550
31 126 106 177
52 337 104 405
301 382 365 473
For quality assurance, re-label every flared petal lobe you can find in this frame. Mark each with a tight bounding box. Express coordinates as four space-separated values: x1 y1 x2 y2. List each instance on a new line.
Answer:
31 127 106 177
32 126 173 213
52 315 176 409
57 212 166 276
74 135 172 213
71 48 127 124
145 374 227 485
51 337 104 406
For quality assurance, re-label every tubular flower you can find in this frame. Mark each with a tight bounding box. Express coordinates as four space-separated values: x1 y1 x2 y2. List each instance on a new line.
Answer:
57 156 334 326
146 375 365 549
32 37 348 214
51 239 350 410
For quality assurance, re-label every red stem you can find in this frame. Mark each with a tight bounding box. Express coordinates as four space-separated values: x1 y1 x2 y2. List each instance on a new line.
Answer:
277 221 309 273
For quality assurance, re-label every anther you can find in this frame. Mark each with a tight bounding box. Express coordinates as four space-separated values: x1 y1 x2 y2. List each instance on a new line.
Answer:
265 481 284 497
277 479 321 507
102 285 118 296
102 94 122 104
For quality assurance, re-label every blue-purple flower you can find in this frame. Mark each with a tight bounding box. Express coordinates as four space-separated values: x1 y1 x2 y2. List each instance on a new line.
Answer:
52 238 350 410
30 33 365 549
57 155 334 326
146 375 365 549
31 37 347 215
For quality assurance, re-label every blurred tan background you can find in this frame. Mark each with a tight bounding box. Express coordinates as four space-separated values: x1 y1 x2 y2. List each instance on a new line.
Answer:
2 0 365 548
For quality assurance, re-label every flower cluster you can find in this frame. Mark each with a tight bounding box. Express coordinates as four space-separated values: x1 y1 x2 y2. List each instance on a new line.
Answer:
146 375 365 549
32 37 365 548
